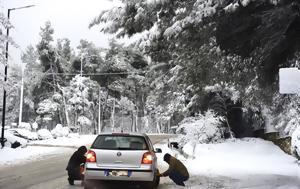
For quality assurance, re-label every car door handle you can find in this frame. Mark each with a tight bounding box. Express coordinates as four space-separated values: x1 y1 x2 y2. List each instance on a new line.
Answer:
114 161 123 163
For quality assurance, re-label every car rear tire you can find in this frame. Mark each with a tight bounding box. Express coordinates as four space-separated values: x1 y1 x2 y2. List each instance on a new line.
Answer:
154 169 160 187
144 169 160 189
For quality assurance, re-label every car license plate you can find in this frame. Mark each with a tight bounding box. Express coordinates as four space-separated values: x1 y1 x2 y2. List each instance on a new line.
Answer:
106 170 129 176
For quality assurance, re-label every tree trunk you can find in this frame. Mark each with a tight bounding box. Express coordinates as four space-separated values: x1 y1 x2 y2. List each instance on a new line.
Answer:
131 111 134 132
63 95 70 127
156 120 161 134
111 98 116 132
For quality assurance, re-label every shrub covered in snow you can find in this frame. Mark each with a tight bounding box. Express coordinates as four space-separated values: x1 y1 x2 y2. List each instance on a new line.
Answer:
19 122 32 130
68 132 80 138
36 99 60 115
37 129 53 140
271 95 300 155
204 83 240 104
51 124 70 138
177 110 225 146
78 116 92 127
291 127 300 159
32 122 38 131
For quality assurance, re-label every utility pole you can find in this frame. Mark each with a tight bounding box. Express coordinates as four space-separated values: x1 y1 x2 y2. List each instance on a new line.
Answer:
1 5 35 148
98 87 101 134
18 66 24 126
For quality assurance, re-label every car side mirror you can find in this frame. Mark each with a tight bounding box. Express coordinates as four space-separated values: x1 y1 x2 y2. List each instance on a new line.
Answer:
169 142 179 149
155 148 162 153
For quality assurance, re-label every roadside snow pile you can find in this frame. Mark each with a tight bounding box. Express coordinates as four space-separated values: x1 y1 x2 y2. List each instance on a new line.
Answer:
0 146 73 166
0 130 27 148
51 124 70 138
29 134 97 147
8 128 38 140
37 129 53 140
182 138 300 177
18 122 32 130
177 110 224 145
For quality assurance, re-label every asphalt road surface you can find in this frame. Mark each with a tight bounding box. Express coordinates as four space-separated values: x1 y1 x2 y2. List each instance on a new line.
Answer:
0 152 73 189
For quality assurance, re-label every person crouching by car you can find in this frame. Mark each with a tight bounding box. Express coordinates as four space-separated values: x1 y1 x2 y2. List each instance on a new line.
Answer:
66 146 87 185
158 153 189 186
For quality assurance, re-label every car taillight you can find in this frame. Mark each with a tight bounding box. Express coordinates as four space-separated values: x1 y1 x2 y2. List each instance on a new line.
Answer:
86 150 96 163
141 152 153 164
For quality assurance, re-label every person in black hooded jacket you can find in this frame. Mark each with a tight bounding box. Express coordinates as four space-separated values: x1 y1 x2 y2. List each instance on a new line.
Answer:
66 146 87 185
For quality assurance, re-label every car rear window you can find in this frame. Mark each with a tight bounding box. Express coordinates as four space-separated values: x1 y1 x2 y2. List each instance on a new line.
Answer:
91 135 149 150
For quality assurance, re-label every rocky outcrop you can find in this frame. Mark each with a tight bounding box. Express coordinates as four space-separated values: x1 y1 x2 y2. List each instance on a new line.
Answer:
256 131 292 155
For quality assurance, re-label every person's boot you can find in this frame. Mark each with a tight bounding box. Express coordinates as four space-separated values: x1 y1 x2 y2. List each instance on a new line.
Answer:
68 178 74 185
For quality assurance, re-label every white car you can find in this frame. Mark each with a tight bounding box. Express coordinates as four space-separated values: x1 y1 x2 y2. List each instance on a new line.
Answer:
84 133 162 189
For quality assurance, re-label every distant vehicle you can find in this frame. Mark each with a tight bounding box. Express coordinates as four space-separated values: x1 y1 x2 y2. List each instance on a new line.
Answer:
1 129 28 148
68 126 80 133
8 129 38 141
84 133 162 189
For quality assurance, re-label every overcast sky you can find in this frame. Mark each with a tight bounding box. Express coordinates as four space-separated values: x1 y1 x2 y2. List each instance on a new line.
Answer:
1 0 118 65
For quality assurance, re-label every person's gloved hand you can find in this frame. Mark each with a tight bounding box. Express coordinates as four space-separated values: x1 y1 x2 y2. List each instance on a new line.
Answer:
156 170 160 177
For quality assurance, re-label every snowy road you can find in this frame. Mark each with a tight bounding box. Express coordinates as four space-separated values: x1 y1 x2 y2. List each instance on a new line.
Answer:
0 152 72 189
1 151 299 189
1 136 300 189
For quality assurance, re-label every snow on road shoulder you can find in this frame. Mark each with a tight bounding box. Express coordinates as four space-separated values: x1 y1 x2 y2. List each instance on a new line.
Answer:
182 138 300 178
0 146 73 167
0 135 97 167
155 138 300 188
29 134 97 148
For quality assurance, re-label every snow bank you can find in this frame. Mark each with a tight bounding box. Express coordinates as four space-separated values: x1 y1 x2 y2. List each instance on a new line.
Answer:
0 134 96 166
8 128 38 140
19 122 32 130
183 138 300 177
37 129 53 140
0 146 73 166
51 124 70 138
0 130 28 148
29 134 97 148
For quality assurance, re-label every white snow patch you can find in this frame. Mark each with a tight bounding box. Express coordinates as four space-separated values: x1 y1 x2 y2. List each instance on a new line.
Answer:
37 129 53 140
51 124 70 138
0 135 97 166
0 146 73 166
18 122 32 130
29 134 97 148
183 138 300 177
0 129 28 147
8 128 38 140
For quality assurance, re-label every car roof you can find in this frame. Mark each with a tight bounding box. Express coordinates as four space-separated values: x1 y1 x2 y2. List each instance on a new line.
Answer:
97 132 147 137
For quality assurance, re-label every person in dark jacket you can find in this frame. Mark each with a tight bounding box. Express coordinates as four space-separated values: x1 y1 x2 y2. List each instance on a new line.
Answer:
158 153 189 186
66 146 87 185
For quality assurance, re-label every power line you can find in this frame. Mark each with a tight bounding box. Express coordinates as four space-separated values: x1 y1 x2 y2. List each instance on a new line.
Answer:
43 71 145 76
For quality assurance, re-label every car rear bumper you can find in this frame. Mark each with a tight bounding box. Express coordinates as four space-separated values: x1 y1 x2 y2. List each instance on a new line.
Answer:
84 167 154 181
